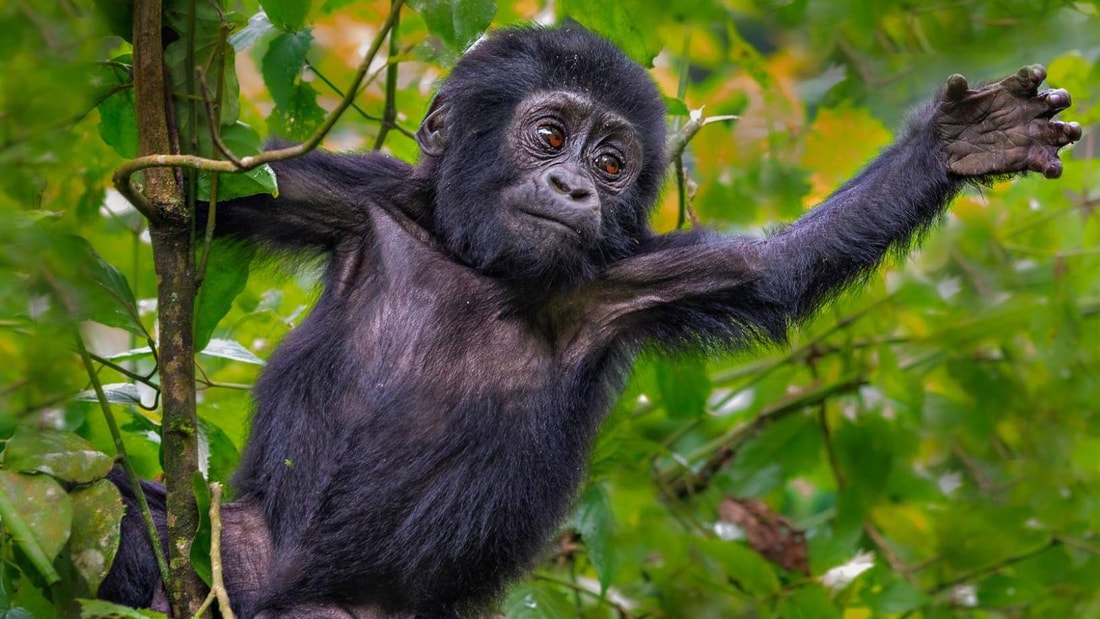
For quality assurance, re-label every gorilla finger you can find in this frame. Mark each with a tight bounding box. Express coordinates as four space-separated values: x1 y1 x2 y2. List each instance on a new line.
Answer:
944 74 970 101
1004 64 1046 97
1036 89 1072 118
1028 150 1063 179
1063 120 1083 142
1035 120 1084 147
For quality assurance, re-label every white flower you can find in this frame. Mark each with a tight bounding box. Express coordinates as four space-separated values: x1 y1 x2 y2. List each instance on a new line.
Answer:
938 471 963 496
820 551 875 591
949 584 978 607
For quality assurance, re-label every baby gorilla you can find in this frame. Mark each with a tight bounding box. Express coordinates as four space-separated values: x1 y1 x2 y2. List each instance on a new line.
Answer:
102 25 1081 619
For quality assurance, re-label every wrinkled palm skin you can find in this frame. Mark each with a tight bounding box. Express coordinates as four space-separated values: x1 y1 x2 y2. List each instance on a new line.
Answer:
937 64 1082 178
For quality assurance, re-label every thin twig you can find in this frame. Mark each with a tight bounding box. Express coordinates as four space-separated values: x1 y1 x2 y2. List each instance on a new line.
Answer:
665 112 739 163
113 0 407 216
929 538 1058 595
373 0 401 150
196 69 243 167
533 574 642 619
88 352 160 388
76 334 171 587
665 373 867 497
208 483 237 619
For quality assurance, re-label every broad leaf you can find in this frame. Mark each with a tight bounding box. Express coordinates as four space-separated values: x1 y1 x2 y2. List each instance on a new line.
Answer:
261 0 312 31
68 479 124 595
262 30 314 111
573 484 618 589
194 242 253 350
409 0 496 53
3 428 114 484
78 599 167 618
200 338 266 366
196 123 277 202
76 383 144 407
0 471 73 562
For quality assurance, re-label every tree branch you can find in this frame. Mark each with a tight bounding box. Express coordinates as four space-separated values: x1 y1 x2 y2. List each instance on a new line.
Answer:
113 0 407 204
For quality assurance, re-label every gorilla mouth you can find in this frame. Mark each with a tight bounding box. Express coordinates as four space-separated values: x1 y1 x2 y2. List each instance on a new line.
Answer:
516 207 581 237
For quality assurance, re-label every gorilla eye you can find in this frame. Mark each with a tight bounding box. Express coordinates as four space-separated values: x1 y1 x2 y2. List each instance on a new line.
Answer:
536 125 565 150
595 153 623 176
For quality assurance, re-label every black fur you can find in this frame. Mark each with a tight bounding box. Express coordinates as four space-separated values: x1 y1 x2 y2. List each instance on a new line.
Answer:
99 468 169 609
106 25 974 619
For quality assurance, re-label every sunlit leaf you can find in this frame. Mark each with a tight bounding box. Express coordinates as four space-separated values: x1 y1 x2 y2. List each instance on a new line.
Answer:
0 471 73 562
200 338 266 366
261 0 312 32
75 383 144 407
3 428 114 484
67 479 124 595
409 0 496 53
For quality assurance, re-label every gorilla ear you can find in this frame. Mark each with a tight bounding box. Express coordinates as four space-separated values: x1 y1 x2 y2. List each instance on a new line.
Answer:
416 98 449 157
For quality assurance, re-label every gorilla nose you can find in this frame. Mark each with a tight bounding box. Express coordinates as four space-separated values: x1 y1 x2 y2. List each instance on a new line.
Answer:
542 167 598 209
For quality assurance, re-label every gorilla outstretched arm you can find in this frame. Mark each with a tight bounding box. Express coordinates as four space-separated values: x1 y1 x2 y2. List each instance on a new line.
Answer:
197 150 420 253
589 66 1080 349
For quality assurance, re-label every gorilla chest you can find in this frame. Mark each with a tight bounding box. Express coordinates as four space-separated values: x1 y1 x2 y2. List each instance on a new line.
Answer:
337 254 575 411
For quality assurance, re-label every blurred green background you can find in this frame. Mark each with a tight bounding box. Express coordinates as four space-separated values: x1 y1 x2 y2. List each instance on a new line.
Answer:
1 0 1099 617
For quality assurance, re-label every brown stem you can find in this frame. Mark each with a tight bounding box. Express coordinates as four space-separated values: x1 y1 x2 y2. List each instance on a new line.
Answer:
132 0 205 614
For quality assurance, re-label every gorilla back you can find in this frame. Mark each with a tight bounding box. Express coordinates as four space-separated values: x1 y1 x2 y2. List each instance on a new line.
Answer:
102 24 1080 619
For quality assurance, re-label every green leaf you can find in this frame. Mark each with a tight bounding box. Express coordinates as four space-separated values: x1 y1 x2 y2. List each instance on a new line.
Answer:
91 0 134 41
573 484 618 589
775 584 840 619
664 96 690 117
67 479 124 595
502 582 574 619
79 599 168 618
195 241 253 350
0 609 34 619
200 338 266 366
560 0 660 67
868 578 929 614
106 347 156 363
162 1 243 141
261 0 312 31
3 428 114 484
197 123 278 202
267 82 326 141
719 414 819 497
696 538 780 597
75 383 144 407
94 58 137 159
833 416 895 507
0 471 73 562
53 237 145 337
262 30 314 110
409 0 496 53
197 418 240 487
654 358 710 420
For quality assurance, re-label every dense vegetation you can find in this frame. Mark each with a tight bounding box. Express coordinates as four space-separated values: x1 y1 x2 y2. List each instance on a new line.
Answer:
1 0 1098 617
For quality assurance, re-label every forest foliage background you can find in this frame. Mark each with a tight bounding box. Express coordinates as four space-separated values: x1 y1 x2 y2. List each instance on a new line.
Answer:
2 0 1099 617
